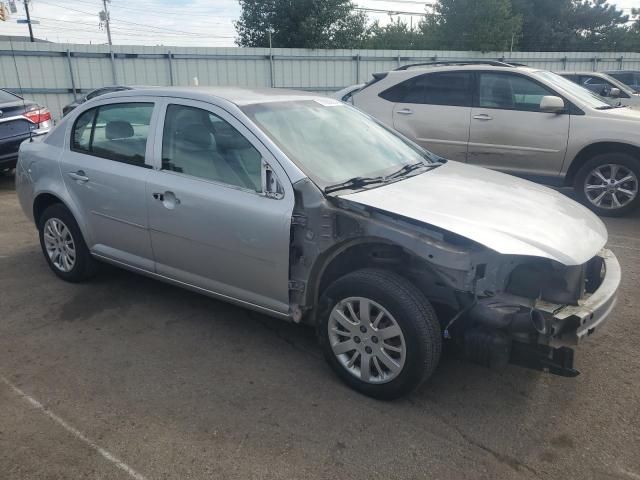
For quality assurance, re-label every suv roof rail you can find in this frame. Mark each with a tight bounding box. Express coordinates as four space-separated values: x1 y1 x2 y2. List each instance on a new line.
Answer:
394 60 516 71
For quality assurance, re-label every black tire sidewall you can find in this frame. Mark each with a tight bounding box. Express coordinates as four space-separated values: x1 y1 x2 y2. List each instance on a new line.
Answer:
318 269 441 400
38 204 94 282
574 152 640 217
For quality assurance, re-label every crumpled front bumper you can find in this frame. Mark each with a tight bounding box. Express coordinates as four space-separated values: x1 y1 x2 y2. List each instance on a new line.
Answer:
538 249 621 347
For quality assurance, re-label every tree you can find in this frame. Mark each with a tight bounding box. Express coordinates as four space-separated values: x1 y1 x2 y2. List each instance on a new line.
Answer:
511 0 631 51
235 0 367 48
570 0 629 51
362 19 422 50
421 0 522 52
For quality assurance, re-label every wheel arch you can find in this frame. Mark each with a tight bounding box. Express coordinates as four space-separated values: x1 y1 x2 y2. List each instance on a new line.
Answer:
302 236 456 325
565 142 640 186
32 191 91 245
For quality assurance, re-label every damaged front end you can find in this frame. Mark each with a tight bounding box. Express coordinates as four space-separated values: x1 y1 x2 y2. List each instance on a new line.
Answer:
289 177 621 378
454 249 620 377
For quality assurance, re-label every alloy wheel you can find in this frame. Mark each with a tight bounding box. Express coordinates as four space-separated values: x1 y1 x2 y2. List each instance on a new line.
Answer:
43 218 76 272
328 297 406 384
584 163 638 210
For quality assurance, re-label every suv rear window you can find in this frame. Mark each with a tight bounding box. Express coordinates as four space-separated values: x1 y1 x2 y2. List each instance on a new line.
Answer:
380 72 472 107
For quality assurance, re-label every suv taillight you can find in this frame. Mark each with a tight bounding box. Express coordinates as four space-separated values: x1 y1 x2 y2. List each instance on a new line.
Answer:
23 108 52 126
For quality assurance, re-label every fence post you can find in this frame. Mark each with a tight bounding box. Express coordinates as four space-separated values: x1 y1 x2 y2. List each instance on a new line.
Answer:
562 56 567 71
355 53 361 83
167 50 174 86
66 49 77 101
618 55 624 70
396 54 401 68
592 57 598 72
110 51 117 84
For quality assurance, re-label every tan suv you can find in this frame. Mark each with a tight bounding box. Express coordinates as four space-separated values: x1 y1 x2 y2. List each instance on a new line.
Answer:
352 61 640 216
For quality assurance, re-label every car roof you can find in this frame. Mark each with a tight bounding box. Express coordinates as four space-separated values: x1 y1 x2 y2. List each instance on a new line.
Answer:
99 86 322 106
559 71 611 76
386 64 540 75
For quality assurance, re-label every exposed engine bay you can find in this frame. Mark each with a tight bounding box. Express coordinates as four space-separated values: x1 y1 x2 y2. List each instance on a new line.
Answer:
288 178 616 377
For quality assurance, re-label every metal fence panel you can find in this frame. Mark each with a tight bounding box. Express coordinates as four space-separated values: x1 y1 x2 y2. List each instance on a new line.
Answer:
2 41 640 120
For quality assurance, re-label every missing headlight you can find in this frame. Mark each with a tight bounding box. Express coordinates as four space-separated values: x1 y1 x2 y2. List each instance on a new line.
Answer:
506 259 585 305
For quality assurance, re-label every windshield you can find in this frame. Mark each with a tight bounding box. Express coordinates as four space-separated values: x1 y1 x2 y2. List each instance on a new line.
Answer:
535 71 615 108
242 99 436 189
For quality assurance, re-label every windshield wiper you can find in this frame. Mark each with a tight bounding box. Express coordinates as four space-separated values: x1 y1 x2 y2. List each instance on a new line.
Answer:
324 175 385 194
386 161 440 180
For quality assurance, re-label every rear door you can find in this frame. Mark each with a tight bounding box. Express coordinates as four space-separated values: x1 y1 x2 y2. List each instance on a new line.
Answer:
388 71 472 161
60 99 157 270
145 99 294 315
467 72 570 179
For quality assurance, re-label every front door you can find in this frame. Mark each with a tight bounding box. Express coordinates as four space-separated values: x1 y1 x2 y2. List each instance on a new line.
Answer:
391 71 473 162
467 72 570 180
60 100 157 270
146 100 294 315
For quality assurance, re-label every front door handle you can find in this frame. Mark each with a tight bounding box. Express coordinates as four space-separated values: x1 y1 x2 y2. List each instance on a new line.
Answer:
153 191 181 209
397 108 413 115
473 113 493 121
68 170 89 182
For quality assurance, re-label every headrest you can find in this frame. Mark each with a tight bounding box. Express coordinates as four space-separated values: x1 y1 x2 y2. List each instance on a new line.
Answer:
181 123 212 149
214 122 252 151
105 121 134 140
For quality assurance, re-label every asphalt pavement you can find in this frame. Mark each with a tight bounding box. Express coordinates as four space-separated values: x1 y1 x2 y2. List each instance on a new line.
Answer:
1 173 639 480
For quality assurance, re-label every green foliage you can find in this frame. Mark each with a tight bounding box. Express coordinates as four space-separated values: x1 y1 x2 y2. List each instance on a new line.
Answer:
423 0 522 52
235 0 640 52
235 0 367 48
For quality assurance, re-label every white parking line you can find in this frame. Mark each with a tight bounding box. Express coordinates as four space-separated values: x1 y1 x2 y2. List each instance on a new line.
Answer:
0 375 148 480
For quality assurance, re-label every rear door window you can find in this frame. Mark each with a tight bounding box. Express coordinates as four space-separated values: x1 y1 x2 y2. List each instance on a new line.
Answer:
380 72 472 107
71 102 154 166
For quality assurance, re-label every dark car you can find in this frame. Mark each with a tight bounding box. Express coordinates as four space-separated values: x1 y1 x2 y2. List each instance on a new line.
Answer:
62 86 133 116
0 89 52 172
604 70 640 93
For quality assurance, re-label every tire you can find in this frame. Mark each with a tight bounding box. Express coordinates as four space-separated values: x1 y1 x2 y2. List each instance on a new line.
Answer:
573 152 640 217
318 269 441 400
38 203 97 282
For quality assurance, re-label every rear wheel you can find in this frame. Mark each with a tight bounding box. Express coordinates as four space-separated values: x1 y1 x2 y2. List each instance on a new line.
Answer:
38 203 96 282
574 153 640 217
318 269 441 400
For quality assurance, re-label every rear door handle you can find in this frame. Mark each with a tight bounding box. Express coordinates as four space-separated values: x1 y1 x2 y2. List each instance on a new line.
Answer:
68 170 89 182
473 114 493 121
397 108 413 115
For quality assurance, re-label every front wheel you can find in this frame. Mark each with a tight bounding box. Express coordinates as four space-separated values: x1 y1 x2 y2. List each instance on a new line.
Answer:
574 153 640 217
318 269 441 400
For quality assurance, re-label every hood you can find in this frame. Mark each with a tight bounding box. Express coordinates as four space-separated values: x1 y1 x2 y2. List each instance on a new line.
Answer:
339 161 607 266
595 105 640 120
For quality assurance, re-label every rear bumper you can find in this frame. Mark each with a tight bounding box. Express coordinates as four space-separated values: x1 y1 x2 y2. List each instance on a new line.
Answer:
541 249 620 347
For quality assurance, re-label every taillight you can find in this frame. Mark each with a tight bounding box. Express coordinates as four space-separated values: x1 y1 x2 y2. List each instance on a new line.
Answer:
23 108 52 126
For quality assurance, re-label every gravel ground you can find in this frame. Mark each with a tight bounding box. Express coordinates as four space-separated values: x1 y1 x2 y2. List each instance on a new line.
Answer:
0 173 639 480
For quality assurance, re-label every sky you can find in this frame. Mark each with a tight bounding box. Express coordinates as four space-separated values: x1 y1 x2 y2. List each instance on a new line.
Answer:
0 0 637 47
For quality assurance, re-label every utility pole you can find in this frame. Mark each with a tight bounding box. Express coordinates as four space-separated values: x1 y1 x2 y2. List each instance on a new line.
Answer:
24 0 34 42
101 0 113 46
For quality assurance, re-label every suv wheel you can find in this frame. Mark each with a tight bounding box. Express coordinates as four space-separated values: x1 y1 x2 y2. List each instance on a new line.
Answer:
38 204 96 282
318 269 441 400
574 152 640 217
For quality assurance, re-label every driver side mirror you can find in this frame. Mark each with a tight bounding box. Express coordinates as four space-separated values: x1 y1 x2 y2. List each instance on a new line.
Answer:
262 161 284 199
540 96 565 114
609 87 621 98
